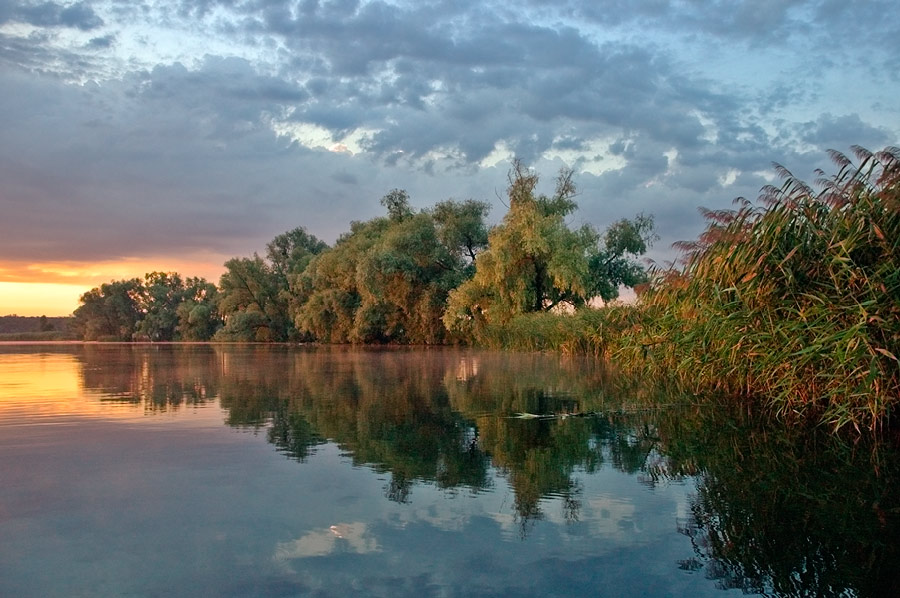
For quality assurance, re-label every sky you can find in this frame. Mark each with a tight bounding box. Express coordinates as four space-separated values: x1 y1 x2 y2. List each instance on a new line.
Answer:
1 0 898 316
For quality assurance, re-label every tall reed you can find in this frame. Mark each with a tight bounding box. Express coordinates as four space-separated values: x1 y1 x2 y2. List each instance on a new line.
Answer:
627 146 900 432
471 147 900 432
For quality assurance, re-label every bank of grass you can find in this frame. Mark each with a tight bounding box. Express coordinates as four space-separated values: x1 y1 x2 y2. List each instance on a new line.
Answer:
477 147 900 433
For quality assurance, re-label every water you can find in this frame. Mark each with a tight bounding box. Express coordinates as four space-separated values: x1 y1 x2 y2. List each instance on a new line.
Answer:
1 344 897 597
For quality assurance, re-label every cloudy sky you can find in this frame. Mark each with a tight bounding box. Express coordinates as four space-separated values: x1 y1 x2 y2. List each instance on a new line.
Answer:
1 0 898 315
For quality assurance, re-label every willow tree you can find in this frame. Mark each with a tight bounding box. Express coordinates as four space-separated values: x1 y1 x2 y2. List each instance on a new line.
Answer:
216 226 327 342
430 198 491 268
293 217 389 343
443 161 653 337
354 211 467 343
72 278 144 341
294 191 482 343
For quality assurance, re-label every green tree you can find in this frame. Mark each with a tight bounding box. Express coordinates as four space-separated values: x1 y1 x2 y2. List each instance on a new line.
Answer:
268 227 329 336
430 198 491 267
294 191 486 343
588 213 656 302
266 226 329 286
380 188 413 222
134 271 186 341
215 255 287 341
175 277 221 340
355 212 465 343
444 161 652 337
293 218 389 343
217 227 328 342
72 279 144 341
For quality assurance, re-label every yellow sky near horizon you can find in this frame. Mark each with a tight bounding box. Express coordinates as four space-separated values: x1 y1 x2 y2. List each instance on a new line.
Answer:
0 256 228 317
0 282 85 316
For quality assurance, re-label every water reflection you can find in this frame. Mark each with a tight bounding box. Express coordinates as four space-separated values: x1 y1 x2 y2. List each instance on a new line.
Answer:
3 344 898 597
78 344 220 410
663 410 900 597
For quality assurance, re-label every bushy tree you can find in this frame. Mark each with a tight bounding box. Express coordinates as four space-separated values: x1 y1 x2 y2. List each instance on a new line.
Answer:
175 278 221 340
294 190 487 343
355 212 466 343
133 272 186 341
443 161 653 338
72 279 143 341
217 227 328 342
430 198 491 269
267 227 329 286
293 218 387 343
588 213 656 302
215 255 285 341
73 273 220 342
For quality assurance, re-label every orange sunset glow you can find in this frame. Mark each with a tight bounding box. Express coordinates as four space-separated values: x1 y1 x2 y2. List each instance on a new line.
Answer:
0 256 228 316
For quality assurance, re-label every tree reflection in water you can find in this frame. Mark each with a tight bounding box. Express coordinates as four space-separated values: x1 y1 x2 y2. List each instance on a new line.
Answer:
73 345 900 597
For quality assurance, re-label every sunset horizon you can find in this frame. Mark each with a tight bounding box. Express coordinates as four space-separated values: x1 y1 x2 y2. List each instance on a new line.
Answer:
2 0 897 322
0 256 229 317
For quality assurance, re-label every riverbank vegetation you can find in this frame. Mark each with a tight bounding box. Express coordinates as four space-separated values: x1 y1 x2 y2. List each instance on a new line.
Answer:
71 161 652 344
0 315 75 340
67 147 900 431
614 146 900 432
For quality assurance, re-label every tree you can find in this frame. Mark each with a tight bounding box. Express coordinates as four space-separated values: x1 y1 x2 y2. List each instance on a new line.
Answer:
216 255 287 341
216 227 329 342
129 272 221 341
134 271 185 341
266 226 329 286
355 212 465 343
431 198 491 267
175 277 221 340
588 213 656 302
293 190 485 343
443 161 653 336
72 279 144 341
380 188 413 222
293 218 389 343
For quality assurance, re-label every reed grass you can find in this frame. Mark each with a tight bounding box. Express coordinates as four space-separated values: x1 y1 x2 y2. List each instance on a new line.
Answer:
475 147 900 433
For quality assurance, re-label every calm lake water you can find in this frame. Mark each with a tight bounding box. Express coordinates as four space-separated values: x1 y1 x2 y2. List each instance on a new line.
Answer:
1 344 897 597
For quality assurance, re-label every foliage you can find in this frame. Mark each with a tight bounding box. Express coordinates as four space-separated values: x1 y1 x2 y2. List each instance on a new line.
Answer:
132 273 220 341
620 146 900 432
293 218 388 343
72 278 144 341
72 273 219 342
293 191 485 343
590 213 657 301
266 226 329 284
430 198 491 266
216 226 328 342
380 188 414 222
443 160 653 340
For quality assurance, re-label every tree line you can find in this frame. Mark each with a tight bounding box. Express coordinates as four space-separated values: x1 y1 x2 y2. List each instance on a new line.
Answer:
72 162 654 343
